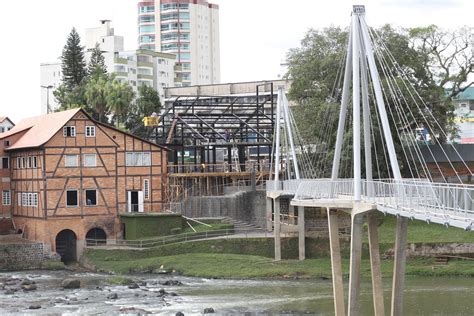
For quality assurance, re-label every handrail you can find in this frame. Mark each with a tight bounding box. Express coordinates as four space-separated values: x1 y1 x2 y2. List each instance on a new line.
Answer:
85 227 268 249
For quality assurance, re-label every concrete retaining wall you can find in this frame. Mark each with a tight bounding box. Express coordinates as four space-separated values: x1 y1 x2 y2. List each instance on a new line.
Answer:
178 190 267 228
0 243 57 271
405 243 474 257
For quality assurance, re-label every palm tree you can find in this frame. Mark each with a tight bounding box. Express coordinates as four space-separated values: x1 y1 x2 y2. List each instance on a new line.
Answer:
106 79 135 128
85 75 108 122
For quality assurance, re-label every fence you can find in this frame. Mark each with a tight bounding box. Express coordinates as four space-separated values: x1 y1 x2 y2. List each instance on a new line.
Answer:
86 227 269 249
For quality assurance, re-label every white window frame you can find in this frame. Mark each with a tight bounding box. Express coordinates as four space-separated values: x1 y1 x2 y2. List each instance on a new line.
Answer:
17 157 22 169
66 190 78 207
0 156 11 169
27 156 32 168
65 155 79 167
63 126 76 137
2 190 10 205
144 179 150 200
20 192 37 207
33 156 38 168
83 154 97 167
125 152 152 167
85 189 97 206
85 126 96 137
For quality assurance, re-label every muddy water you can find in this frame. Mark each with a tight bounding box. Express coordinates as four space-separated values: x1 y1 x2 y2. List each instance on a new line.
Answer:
0 270 473 315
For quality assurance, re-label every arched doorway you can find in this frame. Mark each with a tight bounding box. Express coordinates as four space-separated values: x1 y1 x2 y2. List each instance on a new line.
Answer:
55 229 77 263
85 227 107 246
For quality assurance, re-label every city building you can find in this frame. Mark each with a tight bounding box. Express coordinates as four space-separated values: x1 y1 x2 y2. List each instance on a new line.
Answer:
138 0 221 86
0 108 168 260
0 117 14 134
40 21 178 113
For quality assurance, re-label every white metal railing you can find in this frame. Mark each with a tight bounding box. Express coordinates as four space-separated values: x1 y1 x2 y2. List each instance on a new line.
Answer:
277 178 474 225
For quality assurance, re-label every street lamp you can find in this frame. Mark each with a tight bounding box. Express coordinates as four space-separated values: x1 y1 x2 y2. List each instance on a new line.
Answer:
41 85 54 114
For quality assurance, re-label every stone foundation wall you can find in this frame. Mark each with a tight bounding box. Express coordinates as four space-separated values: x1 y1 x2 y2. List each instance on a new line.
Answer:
177 190 267 228
0 243 57 271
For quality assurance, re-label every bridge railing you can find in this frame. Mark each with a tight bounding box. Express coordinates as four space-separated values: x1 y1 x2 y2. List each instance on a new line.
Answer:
266 179 303 194
294 179 354 200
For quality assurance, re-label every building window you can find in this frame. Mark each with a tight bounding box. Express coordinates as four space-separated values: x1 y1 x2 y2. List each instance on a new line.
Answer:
126 152 151 166
17 157 21 169
4 140 10 147
66 190 78 206
22 157 26 169
65 155 78 167
2 190 10 205
144 179 150 200
21 192 37 207
85 190 97 206
1 157 8 169
27 157 32 168
83 154 97 167
85 126 96 137
63 126 76 137
33 156 38 168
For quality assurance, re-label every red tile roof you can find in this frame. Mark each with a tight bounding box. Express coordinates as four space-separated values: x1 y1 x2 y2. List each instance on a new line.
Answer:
0 108 81 150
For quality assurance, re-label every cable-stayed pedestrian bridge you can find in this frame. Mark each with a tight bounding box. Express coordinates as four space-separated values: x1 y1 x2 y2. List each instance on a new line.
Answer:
267 178 474 230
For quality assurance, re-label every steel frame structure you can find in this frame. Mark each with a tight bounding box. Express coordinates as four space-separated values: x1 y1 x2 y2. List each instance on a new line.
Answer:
156 83 277 172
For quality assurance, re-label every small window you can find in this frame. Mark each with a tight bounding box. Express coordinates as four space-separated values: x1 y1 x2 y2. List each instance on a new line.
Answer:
85 126 96 137
17 157 21 169
66 190 78 206
65 155 78 167
1 157 9 169
2 190 10 205
4 140 10 147
144 179 150 200
22 193 28 206
33 157 38 168
63 126 76 137
22 157 26 168
27 157 32 168
85 190 97 206
83 154 96 167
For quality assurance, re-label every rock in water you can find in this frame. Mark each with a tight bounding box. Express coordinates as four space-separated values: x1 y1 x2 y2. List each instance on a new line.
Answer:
128 283 139 289
29 304 41 310
20 279 33 286
21 284 37 291
203 308 215 314
61 278 81 289
176 312 185 316
107 293 118 300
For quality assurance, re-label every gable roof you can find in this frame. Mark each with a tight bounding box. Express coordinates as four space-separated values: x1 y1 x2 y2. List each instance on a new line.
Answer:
0 116 14 126
0 108 169 151
0 108 81 150
453 87 474 101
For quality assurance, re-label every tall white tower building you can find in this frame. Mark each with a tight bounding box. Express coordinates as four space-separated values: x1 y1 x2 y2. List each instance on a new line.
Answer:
138 0 221 86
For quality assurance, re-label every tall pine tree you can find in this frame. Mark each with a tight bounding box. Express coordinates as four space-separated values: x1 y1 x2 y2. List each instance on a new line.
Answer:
61 27 87 89
88 43 108 79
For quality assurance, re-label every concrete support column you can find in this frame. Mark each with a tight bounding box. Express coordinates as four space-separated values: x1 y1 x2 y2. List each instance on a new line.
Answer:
367 212 385 316
327 208 345 316
298 206 305 260
391 217 408 316
274 198 281 261
348 213 364 316
266 197 273 232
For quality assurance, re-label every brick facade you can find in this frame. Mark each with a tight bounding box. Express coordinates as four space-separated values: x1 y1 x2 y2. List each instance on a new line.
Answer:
0 109 168 256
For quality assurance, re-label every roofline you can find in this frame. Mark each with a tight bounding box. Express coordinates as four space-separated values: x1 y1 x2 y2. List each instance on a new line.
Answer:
0 126 32 140
0 117 15 126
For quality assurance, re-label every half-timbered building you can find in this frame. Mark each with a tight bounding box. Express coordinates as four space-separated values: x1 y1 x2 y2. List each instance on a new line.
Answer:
0 108 168 261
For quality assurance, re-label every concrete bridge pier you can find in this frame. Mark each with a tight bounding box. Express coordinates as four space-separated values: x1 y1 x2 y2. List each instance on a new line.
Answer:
348 213 364 316
327 208 345 316
266 197 273 231
367 212 385 316
274 197 281 261
391 217 408 316
298 206 305 260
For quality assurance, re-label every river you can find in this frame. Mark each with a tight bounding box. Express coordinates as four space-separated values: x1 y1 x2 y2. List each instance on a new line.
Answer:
0 270 473 315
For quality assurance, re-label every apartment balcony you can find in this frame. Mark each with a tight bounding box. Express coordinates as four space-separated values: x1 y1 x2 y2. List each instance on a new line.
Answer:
115 57 128 65
174 64 183 72
137 61 154 68
137 74 154 80
115 71 128 77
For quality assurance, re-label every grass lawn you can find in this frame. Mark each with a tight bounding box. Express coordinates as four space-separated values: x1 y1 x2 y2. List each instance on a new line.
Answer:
87 252 474 279
373 214 474 244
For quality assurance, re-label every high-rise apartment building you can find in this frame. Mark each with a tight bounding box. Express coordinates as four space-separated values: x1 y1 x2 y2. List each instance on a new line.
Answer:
138 0 221 86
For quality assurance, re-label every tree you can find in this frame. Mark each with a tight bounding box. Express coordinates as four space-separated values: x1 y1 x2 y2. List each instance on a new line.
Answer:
61 27 87 90
53 83 86 111
125 85 162 138
106 79 135 128
409 25 473 98
286 25 461 178
85 75 109 123
88 43 108 79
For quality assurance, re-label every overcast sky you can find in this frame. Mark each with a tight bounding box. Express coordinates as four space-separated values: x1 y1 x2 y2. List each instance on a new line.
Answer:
0 0 472 122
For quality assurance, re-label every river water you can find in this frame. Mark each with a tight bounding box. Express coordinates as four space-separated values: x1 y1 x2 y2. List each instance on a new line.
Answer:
0 270 473 315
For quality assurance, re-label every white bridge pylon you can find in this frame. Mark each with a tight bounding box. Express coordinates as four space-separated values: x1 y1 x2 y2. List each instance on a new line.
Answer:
267 4 473 316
